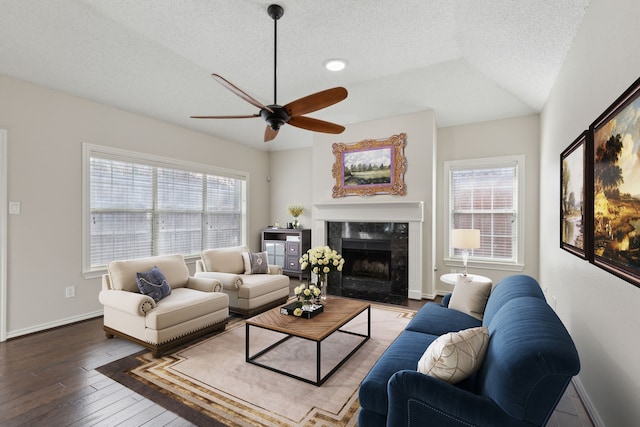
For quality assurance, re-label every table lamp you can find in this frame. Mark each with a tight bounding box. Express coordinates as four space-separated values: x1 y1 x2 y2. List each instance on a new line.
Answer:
451 229 481 276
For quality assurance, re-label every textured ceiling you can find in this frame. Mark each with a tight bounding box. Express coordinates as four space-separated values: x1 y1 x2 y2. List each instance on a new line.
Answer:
0 0 590 151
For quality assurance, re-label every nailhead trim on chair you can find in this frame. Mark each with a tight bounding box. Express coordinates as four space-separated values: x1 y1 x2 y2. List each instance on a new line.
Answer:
104 316 229 358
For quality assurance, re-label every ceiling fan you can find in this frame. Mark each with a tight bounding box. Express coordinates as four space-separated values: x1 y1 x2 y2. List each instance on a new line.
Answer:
191 4 348 142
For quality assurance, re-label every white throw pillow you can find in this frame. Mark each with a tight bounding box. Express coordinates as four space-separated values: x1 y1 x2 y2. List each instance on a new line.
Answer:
417 326 489 384
449 275 492 320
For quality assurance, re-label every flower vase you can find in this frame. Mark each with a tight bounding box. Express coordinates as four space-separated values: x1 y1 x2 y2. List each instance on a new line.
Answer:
318 274 327 302
292 217 299 229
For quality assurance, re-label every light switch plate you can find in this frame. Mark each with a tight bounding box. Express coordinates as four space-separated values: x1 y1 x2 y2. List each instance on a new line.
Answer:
9 201 20 215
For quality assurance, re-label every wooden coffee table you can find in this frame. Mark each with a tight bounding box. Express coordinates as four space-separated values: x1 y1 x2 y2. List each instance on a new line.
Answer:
245 297 370 386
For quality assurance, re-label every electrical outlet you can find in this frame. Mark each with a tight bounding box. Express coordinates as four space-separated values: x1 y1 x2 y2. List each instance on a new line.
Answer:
65 286 75 298
551 295 557 310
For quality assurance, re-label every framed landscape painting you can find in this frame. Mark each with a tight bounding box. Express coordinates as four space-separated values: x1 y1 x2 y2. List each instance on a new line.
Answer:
591 76 640 288
331 133 406 198
561 131 587 258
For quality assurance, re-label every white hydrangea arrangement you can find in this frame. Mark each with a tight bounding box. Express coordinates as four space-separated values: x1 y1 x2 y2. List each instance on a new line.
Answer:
299 246 345 276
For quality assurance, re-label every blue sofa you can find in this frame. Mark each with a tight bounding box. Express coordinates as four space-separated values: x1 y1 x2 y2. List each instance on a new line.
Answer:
358 275 580 426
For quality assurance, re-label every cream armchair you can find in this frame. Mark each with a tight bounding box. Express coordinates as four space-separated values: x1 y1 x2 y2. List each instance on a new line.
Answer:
195 246 290 317
99 254 229 357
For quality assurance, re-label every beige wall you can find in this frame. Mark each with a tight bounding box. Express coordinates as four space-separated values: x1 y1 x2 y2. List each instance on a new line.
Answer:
540 0 640 425
269 112 541 298
269 147 313 230
271 111 438 297
436 114 541 293
0 74 271 336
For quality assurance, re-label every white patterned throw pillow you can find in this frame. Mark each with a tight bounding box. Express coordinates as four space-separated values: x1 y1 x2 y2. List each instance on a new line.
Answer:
417 326 490 384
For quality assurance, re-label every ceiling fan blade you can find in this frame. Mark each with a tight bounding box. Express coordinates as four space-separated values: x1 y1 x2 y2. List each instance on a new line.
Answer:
264 126 279 142
288 116 345 134
191 114 260 119
284 87 348 117
211 74 273 113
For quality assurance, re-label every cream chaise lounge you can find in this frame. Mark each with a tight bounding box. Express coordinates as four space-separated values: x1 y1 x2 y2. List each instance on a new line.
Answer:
195 246 290 317
99 254 229 357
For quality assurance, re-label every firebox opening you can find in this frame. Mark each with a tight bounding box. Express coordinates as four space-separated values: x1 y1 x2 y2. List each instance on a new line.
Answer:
342 239 391 282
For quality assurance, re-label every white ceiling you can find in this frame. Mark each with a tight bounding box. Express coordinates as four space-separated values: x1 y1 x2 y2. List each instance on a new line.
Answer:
0 0 590 151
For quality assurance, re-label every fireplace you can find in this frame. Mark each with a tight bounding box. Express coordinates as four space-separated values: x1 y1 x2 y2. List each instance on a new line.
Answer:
327 222 408 304
312 201 425 301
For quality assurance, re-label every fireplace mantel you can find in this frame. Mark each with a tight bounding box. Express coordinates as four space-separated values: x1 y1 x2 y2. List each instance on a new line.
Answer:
312 201 424 300
313 201 424 222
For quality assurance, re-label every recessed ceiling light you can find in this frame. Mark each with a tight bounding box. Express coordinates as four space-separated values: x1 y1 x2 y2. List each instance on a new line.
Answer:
324 59 347 71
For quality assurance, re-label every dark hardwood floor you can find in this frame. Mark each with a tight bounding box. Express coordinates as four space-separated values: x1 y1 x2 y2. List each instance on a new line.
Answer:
0 317 195 426
0 288 594 426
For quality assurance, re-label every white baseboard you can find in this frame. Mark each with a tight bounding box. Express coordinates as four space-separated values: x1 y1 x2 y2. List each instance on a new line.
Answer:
408 289 424 300
6 310 104 339
572 376 604 427
419 292 437 300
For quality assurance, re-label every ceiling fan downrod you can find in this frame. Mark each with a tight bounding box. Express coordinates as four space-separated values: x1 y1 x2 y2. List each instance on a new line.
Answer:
268 4 284 105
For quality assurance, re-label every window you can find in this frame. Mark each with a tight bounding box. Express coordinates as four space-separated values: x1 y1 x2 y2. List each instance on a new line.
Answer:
444 156 524 269
83 144 247 274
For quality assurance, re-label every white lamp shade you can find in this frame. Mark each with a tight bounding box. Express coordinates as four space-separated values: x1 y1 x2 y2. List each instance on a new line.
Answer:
451 229 481 249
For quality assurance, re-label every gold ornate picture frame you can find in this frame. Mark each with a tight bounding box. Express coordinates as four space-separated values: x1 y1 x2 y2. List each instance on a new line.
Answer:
332 133 406 198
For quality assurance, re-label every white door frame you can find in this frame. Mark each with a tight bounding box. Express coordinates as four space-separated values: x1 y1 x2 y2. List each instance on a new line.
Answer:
0 130 7 342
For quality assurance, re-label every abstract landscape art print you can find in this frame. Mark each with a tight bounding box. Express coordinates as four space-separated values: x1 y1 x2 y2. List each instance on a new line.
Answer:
591 77 640 287
561 132 587 258
331 133 406 197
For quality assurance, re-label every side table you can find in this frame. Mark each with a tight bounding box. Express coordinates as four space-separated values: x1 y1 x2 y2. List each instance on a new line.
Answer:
440 273 492 286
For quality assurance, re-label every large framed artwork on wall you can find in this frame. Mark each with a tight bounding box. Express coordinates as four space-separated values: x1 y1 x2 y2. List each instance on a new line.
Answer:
331 133 406 198
590 76 640 288
561 131 588 259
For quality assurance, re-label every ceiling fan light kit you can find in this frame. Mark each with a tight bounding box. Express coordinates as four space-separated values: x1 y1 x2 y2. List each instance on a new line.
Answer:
191 4 348 143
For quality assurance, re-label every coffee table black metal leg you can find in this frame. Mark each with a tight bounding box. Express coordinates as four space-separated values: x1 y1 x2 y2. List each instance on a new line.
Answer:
245 323 249 362
317 341 321 385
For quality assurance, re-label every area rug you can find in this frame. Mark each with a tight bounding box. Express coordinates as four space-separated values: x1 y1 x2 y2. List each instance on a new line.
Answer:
97 303 414 426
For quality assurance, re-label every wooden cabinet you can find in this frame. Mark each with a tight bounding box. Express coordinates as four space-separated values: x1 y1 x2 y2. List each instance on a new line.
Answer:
261 228 311 280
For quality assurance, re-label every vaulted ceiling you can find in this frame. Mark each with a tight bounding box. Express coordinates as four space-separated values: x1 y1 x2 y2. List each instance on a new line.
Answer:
0 0 590 151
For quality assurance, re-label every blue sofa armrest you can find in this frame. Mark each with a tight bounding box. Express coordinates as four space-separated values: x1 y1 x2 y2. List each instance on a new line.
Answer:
387 370 531 427
441 293 452 307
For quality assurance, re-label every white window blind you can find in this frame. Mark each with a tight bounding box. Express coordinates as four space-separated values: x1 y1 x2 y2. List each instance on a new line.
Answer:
156 168 204 256
85 146 245 272
205 175 243 249
90 158 153 265
446 156 523 266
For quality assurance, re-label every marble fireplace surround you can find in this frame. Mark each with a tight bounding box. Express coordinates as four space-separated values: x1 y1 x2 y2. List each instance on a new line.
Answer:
312 201 424 300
